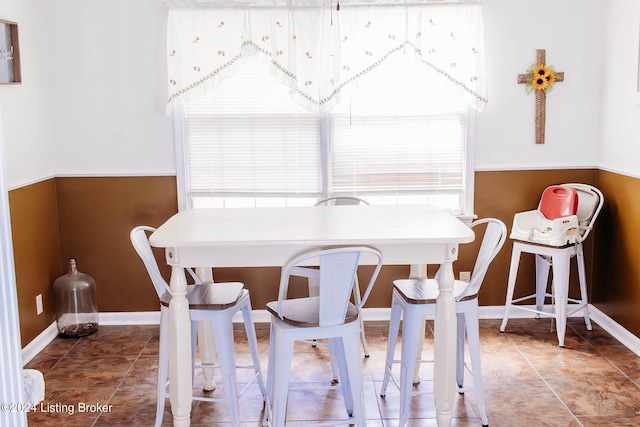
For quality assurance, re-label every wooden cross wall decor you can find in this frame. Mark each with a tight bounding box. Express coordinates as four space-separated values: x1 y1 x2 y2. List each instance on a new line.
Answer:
517 49 564 144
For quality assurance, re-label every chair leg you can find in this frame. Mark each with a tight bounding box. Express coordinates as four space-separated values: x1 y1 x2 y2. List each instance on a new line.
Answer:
381 295 402 397
332 337 353 415
328 339 341 383
210 316 241 427
399 305 423 427
535 255 551 319
413 319 426 385
190 320 199 384
500 245 523 332
308 277 342 381
576 244 593 331
269 325 295 427
456 312 465 391
240 301 269 406
464 304 488 427
352 276 370 357
341 328 366 426
265 320 276 427
155 308 169 427
551 254 570 347
197 321 218 392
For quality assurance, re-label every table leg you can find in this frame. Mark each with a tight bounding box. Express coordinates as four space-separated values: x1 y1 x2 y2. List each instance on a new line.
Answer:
168 265 192 427
195 268 217 391
433 257 457 427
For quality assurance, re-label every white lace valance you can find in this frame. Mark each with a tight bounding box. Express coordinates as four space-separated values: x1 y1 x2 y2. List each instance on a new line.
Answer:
166 1 488 114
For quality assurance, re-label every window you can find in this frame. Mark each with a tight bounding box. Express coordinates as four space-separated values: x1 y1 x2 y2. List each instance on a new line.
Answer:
176 54 473 214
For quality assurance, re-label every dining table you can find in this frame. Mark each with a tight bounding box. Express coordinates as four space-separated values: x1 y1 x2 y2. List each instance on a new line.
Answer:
149 204 475 426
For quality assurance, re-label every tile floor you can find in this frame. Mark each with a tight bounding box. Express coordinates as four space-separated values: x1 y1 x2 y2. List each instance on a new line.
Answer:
25 316 640 426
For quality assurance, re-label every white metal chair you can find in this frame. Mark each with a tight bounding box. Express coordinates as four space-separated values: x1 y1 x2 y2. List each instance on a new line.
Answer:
500 183 604 347
314 196 369 207
314 196 371 357
130 226 268 427
265 245 383 427
380 218 507 427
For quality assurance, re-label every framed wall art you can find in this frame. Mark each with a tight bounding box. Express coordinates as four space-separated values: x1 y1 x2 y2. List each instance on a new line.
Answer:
0 19 21 84
635 16 640 104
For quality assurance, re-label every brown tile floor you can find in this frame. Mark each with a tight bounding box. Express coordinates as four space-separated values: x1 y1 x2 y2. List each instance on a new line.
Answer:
25 317 640 426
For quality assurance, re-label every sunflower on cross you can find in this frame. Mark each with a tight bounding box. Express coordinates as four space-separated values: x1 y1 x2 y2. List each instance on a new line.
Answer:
526 64 557 93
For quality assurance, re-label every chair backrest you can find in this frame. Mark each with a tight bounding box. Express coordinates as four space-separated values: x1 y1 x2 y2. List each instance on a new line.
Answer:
130 225 201 300
130 226 169 299
457 218 507 300
538 185 578 220
314 196 369 206
563 183 604 243
276 246 383 327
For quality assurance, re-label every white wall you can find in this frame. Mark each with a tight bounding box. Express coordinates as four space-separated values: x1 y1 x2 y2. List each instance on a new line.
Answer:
0 0 618 188
476 0 605 171
0 0 56 189
43 0 175 178
600 0 640 178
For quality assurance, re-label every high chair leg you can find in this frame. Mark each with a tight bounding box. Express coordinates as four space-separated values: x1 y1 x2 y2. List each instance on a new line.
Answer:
576 243 592 330
535 255 551 318
550 254 570 347
501 245 523 332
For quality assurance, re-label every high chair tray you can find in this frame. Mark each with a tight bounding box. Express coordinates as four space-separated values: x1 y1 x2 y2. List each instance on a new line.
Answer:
510 210 580 247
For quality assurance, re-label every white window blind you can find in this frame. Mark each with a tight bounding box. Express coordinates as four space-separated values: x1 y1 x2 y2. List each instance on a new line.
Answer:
331 115 465 192
328 56 468 208
178 54 471 213
182 57 320 208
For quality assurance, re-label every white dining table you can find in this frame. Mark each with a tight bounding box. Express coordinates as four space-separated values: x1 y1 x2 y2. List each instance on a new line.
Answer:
149 204 474 427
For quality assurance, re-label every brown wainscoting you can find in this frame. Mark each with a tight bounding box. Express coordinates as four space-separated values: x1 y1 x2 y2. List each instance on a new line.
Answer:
592 170 640 337
9 178 61 345
55 176 179 314
20 170 640 347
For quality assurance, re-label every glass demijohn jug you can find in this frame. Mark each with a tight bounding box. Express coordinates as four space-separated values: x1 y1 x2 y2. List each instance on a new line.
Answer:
53 258 99 337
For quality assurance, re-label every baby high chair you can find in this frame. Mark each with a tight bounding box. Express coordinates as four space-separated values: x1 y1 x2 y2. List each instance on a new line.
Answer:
500 184 604 347
509 185 580 247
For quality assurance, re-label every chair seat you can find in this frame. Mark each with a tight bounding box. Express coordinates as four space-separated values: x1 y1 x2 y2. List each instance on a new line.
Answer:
160 282 244 309
266 297 359 327
393 279 478 304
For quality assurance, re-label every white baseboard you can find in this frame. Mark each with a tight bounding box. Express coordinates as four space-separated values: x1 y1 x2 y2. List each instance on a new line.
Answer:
21 322 58 366
23 304 640 366
588 305 640 356
99 311 161 325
